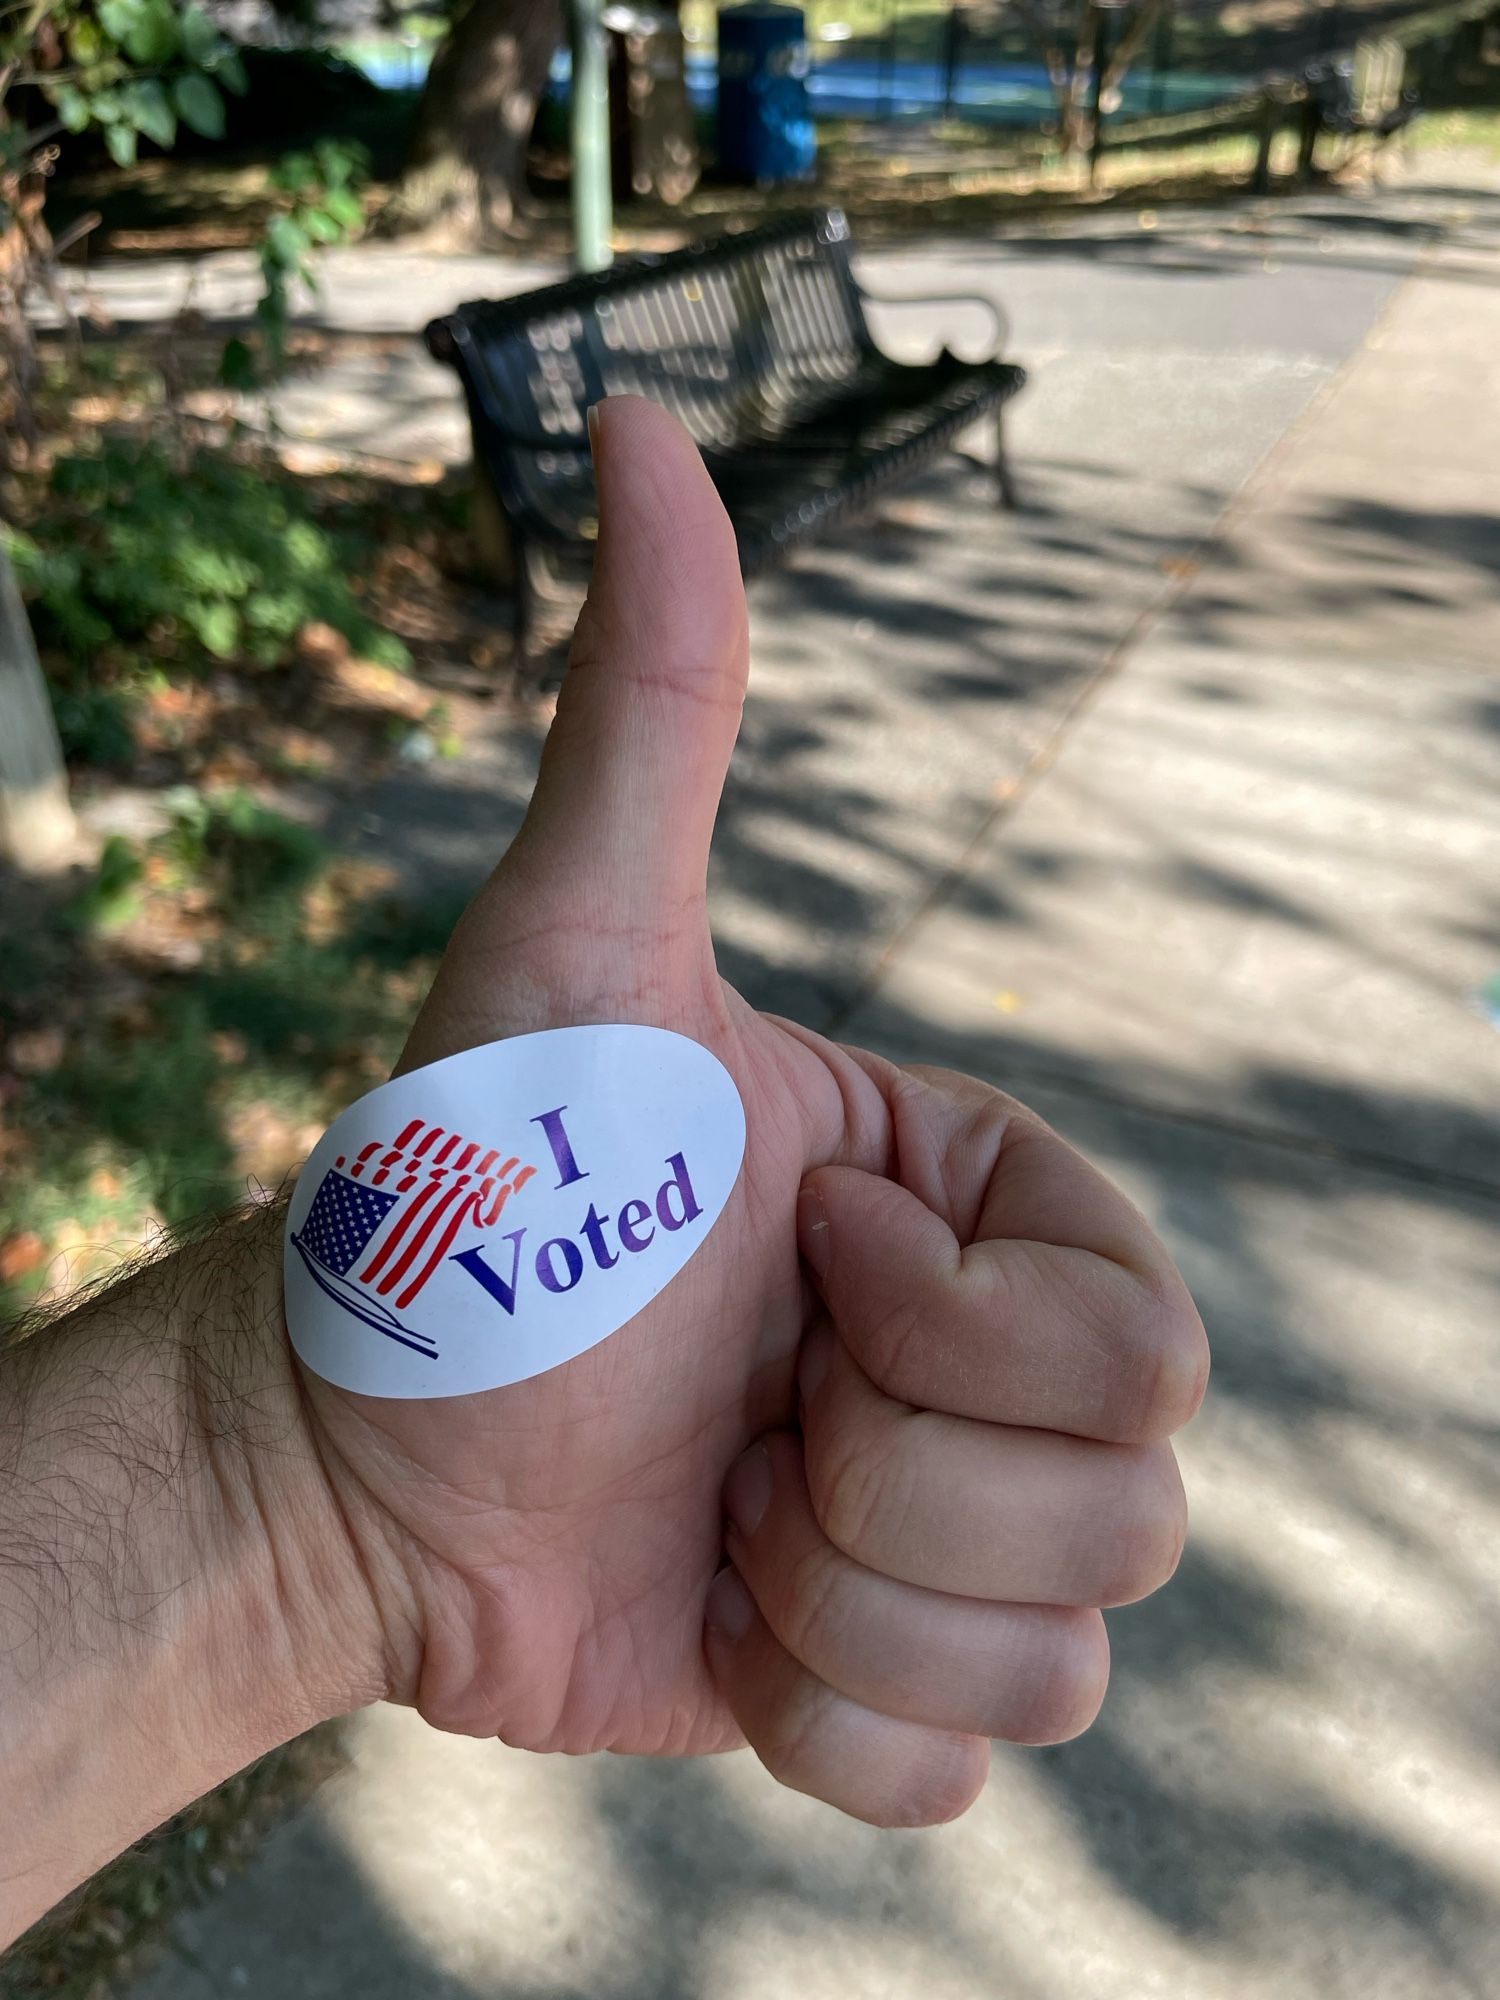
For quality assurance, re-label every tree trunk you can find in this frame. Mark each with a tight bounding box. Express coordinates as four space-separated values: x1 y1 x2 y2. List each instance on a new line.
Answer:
1066 2 1103 157
0 164 47 460
1012 0 1078 138
0 541 76 871
1099 0 1170 113
388 0 566 247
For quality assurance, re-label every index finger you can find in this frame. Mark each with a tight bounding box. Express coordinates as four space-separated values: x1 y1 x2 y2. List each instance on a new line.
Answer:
798 1067 1208 1446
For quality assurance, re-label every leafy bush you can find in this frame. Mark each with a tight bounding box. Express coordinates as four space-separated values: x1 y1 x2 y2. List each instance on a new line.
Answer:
20 0 248 171
47 679 139 767
66 830 145 930
222 139 371 384
63 788 328 940
157 784 327 906
8 435 409 688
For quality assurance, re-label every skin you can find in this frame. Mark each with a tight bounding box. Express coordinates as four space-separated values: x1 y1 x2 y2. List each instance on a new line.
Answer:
0 398 1207 1945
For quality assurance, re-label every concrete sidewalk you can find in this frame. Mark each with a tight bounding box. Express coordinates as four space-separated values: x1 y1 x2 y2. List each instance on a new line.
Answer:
129 174 1499 2000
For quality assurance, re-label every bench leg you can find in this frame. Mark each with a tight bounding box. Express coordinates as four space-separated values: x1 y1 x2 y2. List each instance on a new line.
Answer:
994 408 1019 511
513 538 585 679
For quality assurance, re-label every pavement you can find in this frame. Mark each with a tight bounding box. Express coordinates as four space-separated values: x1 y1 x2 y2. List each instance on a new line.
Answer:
105 163 1500 2000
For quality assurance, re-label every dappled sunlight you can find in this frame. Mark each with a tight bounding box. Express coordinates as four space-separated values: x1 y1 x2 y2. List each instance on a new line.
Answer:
12 135 1499 2000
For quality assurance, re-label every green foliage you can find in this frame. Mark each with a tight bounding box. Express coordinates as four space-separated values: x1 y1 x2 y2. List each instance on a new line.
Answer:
155 784 327 906
4 0 248 181
10 823 450 1246
10 436 408 715
66 831 145 930
173 68 225 138
47 680 140 767
234 139 370 382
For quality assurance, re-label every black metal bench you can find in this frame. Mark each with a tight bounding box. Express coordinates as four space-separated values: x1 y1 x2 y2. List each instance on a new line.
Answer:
424 208 1026 660
1295 58 1420 175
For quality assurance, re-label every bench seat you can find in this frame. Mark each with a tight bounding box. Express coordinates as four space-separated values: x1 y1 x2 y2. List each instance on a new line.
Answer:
425 208 1026 657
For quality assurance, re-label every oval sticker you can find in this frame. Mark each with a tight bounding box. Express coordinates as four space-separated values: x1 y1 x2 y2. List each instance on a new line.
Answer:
284 1025 746 1399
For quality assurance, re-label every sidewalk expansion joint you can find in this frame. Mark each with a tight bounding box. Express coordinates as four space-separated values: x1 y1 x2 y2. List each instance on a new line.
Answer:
969 1059 1500 1206
830 213 1456 1065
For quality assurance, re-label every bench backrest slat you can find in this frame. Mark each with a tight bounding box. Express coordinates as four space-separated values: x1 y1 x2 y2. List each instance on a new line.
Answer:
431 209 871 499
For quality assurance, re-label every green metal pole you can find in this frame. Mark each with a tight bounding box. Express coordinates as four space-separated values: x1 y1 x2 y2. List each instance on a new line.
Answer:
571 0 613 272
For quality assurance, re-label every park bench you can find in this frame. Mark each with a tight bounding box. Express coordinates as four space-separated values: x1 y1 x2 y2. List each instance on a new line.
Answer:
424 208 1026 661
1295 56 1421 174
1303 57 1421 142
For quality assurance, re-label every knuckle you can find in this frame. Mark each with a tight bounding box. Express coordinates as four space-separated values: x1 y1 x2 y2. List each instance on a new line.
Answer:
806 1414 904 1563
1010 1611 1111 1745
860 1294 930 1399
778 1541 853 1672
758 1676 833 1784
1097 1447 1188 1604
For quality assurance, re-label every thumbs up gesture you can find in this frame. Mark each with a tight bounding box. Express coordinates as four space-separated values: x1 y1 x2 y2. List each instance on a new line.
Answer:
297 399 1208 1825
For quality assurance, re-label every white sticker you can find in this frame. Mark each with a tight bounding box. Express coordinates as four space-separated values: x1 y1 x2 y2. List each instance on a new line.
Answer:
283 1025 746 1399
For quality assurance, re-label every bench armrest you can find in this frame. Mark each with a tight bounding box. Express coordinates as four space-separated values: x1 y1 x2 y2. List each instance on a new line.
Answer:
854 282 1011 359
425 320 594 456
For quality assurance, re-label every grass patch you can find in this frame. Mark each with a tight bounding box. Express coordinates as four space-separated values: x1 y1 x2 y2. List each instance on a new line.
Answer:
7 344 481 786
1410 106 1500 159
7 428 410 772
0 797 457 1989
0 797 462 1317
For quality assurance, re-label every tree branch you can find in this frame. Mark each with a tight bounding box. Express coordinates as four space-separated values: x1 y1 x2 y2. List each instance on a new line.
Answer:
1009 0 1075 121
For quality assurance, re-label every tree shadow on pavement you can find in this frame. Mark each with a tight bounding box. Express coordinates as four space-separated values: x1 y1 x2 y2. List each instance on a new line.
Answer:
19 252 1499 1995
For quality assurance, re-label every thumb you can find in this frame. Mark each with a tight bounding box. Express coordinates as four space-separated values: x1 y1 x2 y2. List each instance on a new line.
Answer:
513 395 749 933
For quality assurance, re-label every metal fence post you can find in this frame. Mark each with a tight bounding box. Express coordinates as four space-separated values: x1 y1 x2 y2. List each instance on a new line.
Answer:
571 0 613 272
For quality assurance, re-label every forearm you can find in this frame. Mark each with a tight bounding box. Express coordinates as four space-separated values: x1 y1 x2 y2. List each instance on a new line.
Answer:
0 1204 388 1946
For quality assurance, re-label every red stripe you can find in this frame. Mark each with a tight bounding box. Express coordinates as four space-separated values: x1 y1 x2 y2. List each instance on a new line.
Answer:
384 1157 538 1305
392 1119 423 1150
413 1127 444 1159
395 1190 482 1309
378 1180 469 1296
351 1141 381 1177
359 1178 441 1283
433 1134 460 1165
479 1176 517 1226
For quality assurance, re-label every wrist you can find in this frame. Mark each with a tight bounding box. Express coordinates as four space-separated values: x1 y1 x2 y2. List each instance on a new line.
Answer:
0 1202 394 1943
184 1199 411 1714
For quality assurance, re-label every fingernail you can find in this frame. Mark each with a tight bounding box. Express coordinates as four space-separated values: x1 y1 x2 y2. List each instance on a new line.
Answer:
798 1322 834 1404
704 1564 754 1641
723 1443 772 1538
586 401 602 461
798 1182 832 1282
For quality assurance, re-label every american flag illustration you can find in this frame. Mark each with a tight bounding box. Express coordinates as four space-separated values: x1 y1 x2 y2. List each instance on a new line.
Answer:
292 1118 536 1358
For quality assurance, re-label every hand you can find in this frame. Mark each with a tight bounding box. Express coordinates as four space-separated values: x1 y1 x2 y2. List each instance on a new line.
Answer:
0 399 1206 1938
295 397 1209 1821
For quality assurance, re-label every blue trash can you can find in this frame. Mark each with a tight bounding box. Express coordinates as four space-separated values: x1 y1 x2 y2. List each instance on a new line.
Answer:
717 3 815 185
